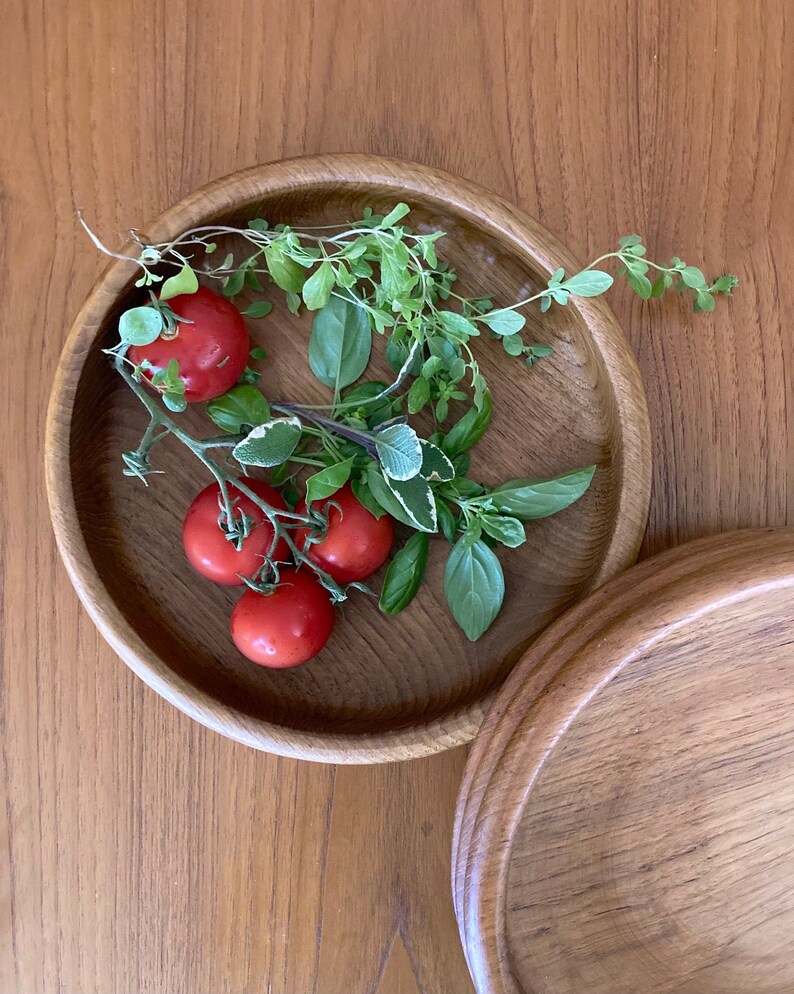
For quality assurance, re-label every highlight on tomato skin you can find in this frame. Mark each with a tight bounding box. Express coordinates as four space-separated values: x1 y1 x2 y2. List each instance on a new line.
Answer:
295 483 394 585
182 478 288 585
129 285 249 402
230 568 335 668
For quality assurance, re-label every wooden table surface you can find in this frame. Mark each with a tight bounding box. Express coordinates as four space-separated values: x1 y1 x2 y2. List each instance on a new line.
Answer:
2 2 791 992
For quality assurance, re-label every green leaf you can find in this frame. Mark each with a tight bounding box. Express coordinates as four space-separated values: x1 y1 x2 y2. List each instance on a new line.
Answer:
490 464 595 520
480 513 526 548
232 417 302 467
694 289 716 312
381 203 411 227
419 439 455 482
407 376 431 414
626 270 653 300
162 392 187 413
680 266 707 289
480 309 526 336
264 243 306 292
560 270 613 297
305 457 354 506
441 390 492 459
351 475 388 518
378 532 429 615
443 532 504 641
159 263 199 301
206 385 271 433
367 465 437 532
436 499 458 542
712 275 739 294
501 334 524 356
548 267 565 286
249 346 267 360
309 296 372 393
302 261 336 310
374 423 423 481
438 311 479 342
223 268 246 298
242 301 273 319
119 306 163 346
619 234 643 249
286 291 301 314
650 274 673 298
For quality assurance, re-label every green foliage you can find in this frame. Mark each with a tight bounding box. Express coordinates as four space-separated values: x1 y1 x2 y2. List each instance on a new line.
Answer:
102 202 737 639
308 297 372 393
378 532 429 615
232 417 302 467
443 530 504 641
206 385 271 433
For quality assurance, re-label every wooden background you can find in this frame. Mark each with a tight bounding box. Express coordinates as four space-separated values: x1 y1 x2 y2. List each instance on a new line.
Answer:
2 1 791 992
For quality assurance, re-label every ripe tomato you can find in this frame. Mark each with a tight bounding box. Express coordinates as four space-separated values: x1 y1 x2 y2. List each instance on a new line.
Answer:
129 285 249 402
182 478 288 585
230 568 335 668
295 483 394 585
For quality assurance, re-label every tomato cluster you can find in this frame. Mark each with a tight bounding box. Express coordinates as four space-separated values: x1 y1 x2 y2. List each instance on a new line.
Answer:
131 287 394 668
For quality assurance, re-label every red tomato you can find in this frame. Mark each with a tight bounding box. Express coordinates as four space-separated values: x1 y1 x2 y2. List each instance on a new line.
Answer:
129 285 249 402
182 478 288 585
230 568 335 668
295 483 394 585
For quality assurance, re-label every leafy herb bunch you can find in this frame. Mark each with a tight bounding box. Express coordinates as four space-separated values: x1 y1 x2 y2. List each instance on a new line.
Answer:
85 205 737 641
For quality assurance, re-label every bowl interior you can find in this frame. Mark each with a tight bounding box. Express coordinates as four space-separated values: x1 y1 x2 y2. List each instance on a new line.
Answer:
68 177 626 741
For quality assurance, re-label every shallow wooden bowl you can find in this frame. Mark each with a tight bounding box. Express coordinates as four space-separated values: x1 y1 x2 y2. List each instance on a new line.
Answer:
453 529 794 993
45 154 650 763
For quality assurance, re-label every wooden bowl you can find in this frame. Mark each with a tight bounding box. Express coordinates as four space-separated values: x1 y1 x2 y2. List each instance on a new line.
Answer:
45 154 650 763
453 529 794 993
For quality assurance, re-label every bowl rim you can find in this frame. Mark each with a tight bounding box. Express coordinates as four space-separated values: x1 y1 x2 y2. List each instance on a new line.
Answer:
451 528 794 993
45 152 651 763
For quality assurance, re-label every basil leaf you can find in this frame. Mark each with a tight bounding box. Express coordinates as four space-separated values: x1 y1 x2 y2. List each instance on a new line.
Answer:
302 261 336 310
159 263 199 301
560 270 613 297
443 532 504 641
374 423 422 481
378 532 429 615
351 475 387 519
479 309 525 336
436 499 458 543
264 243 306 292
490 465 595 519
305 457 354 506
441 390 492 459
309 296 372 392
119 306 163 346
367 465 437 533
206 385 271 433
480 513 526 548
419 440 455 482
232 417 302 467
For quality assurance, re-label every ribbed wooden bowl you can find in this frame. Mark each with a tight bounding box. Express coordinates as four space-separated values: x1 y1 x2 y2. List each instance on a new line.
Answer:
45 154 650 763
453 529 794 993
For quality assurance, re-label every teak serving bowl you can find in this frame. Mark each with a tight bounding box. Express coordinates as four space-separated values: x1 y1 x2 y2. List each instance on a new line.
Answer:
45 154 650 763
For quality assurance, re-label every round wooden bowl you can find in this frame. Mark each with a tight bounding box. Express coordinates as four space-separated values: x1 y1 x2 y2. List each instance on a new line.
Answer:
45 154 650 763
453 528 794 993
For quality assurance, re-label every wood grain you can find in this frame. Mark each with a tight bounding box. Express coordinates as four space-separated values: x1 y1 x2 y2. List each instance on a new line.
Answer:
452 529 794 994
45 154 650 762
2 0 791 991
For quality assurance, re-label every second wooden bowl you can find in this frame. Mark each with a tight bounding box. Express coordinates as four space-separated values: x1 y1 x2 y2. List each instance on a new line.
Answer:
45 154 650 762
